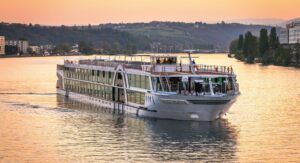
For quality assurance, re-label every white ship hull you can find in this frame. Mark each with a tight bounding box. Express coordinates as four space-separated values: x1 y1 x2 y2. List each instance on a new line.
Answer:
57 55 240 121
57 89 237 121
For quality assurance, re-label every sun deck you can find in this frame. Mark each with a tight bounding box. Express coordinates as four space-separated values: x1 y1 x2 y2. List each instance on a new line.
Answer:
64 57 235 76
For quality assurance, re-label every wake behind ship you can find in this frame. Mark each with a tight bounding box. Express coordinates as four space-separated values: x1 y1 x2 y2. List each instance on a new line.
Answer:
56 54 240 121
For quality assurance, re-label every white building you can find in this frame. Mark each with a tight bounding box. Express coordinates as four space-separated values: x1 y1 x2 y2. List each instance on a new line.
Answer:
29 46 40 54
0 36 5 55
279 29 289 44
280 21 300 44
6 40 29 54
289 26 300 44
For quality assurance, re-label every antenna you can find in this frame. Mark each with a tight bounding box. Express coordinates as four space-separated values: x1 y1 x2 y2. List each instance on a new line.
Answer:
183 49 198 74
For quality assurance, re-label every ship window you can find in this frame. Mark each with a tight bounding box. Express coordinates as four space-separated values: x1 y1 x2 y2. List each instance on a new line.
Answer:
117 73 122 79
127 91 145 105
140 75 146 89
92 70 95 76
128 74 150 90
135 75 141 88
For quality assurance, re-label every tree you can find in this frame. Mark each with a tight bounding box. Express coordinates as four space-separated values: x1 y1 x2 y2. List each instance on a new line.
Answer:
237 34 244 50
27 47 34 55
53 43 71 54
19 37 27 41
78 41 94 54
269 27 279 50
126 43 137 54
229 39 238 54
5 45 19 55
259 29 271 64
259 29 269 57
295 42 300 65
274 46 292 66
243 31 257 63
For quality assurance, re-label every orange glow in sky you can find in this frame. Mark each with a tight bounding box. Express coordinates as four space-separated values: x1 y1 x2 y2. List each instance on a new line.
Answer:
1 0 299 25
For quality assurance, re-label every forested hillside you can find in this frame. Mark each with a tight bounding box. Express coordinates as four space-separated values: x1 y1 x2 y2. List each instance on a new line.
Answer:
102 22 273 51
0 22 273 53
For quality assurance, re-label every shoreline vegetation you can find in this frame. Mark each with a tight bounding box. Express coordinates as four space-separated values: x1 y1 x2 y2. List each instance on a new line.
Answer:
229 27 300 68
0 52 228 59
1 21 272 55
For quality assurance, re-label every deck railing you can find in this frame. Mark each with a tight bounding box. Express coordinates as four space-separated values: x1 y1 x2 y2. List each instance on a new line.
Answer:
142 64 234 75
64 59 234 75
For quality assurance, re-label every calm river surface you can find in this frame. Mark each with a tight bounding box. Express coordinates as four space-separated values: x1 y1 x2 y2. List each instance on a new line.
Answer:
0 54 299 162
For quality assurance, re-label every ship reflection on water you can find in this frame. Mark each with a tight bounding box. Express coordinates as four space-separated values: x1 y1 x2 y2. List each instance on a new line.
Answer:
56 95 238 162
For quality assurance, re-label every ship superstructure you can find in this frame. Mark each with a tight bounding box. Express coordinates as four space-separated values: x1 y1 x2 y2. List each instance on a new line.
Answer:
57 54 240 121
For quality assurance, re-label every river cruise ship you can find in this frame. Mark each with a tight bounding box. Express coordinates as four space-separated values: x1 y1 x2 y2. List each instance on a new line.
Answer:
56 54 240 121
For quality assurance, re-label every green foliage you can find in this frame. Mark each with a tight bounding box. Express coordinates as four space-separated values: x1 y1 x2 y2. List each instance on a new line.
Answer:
27 47 33 54
259 28 272 65
295 42 300 65
5 45 18 55
125 44 137 54
0 22 274 53
53 43 71 54
78 41 94 54
261 50 274 65
269 27 279 49
274 46 292 66
0 23 150 54
230 27 296 67
259 29 269 57
237 34 244 50
243 31 257 63
229 39 238 54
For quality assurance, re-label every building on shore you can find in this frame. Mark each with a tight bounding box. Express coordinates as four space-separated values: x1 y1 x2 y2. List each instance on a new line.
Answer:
29 45 41 54
71 44 80 54
5 40 29 54
0 36 5 55
279 21 300 45
279 29 289 44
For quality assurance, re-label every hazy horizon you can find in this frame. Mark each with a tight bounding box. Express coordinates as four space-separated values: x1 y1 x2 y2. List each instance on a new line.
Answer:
1 18 296 27
1 0 299 26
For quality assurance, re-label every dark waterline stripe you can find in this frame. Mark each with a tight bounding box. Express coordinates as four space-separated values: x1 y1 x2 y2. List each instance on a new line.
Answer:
187 100 230 105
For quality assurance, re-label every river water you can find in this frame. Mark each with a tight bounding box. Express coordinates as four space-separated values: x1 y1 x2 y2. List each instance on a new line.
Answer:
0 54 299 162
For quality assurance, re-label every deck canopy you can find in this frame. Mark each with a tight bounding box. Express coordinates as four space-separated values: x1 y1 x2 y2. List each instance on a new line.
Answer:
150 55 177 65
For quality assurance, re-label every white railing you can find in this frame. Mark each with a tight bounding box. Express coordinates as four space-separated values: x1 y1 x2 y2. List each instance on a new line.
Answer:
142 64 234 75
64 59 234 75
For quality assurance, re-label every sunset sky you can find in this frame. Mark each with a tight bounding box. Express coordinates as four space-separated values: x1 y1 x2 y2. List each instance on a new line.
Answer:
1 0 299 25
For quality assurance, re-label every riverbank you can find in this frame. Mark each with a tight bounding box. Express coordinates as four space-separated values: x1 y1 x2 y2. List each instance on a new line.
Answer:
0 52 227 59
0 54 92 59
229 55 300 68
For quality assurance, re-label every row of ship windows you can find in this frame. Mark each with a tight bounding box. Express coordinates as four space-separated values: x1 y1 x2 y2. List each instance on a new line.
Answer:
127 91 145 105
64 67 151 90
65 79 113 100
64 68 113 85
64 79 145 105
127 74 150 90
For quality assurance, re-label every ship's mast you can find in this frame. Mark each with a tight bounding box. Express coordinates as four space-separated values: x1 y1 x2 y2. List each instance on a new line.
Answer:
184 49 197 74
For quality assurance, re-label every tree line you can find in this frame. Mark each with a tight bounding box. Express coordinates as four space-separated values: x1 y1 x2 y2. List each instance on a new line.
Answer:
52 41 138 55
1 22 274 55
229 27 299 66
0 23 149 55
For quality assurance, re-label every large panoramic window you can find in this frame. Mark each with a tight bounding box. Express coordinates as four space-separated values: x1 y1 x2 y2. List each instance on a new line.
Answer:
127 90 145 105
128 74 150 90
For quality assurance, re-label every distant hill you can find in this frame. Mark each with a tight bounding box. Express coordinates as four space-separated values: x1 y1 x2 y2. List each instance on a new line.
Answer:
279 17 300 27
0 23 150 51
0 22 274 52
227 18 285 26
101 22 273 50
